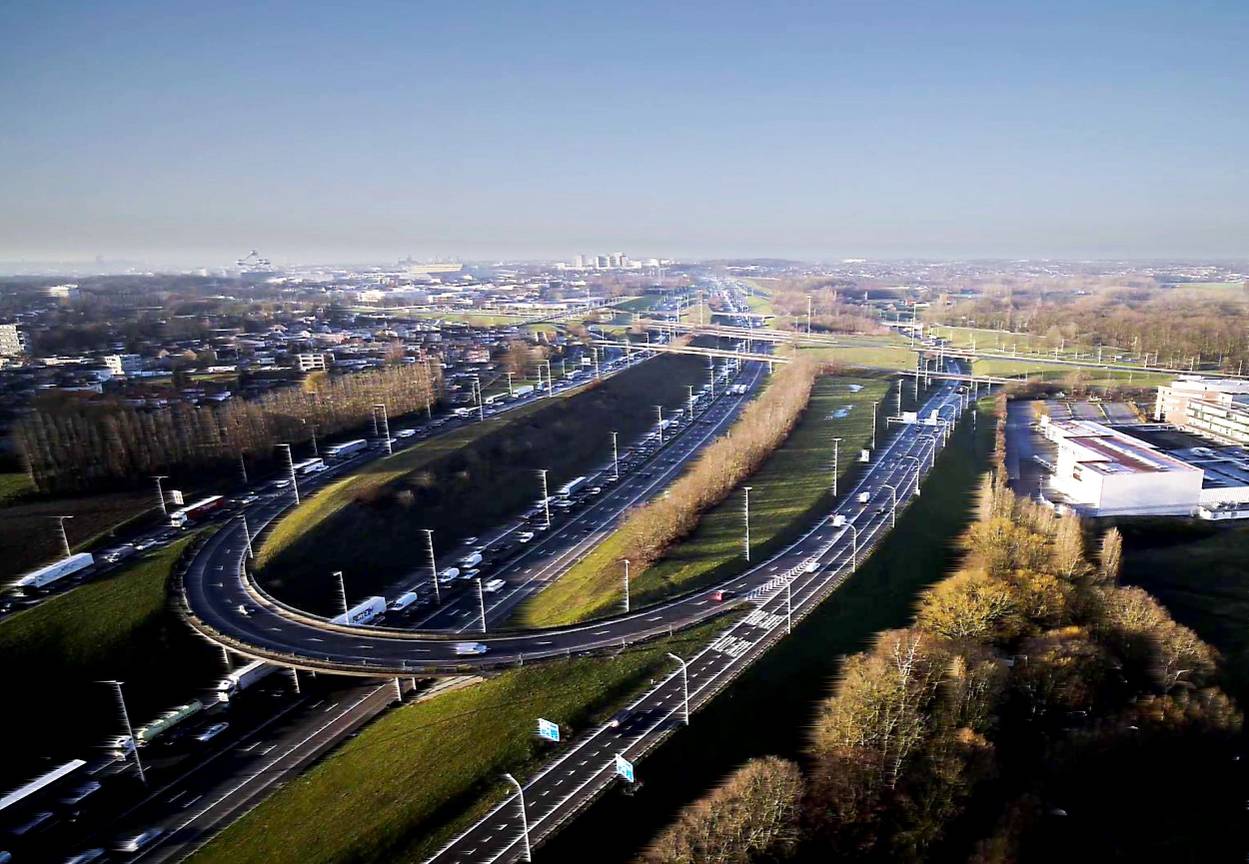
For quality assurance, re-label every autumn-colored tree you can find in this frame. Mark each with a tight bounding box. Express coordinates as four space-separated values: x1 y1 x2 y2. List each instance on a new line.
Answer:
1097 527 1123 585
915 570 1026 643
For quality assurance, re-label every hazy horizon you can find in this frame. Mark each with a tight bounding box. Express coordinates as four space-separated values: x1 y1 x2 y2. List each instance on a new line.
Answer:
3 0 1247 265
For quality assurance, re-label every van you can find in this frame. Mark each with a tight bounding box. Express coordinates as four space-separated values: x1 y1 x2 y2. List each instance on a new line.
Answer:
454 642 488 656
858 491 870 505
114 827 164 853
483 578 506 594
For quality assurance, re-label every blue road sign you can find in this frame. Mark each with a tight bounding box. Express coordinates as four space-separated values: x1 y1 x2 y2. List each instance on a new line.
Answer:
537 718 560 742
614 754 635 783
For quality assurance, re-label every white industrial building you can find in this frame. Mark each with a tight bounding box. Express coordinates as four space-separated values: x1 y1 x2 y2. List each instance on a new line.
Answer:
1155 376 1249 446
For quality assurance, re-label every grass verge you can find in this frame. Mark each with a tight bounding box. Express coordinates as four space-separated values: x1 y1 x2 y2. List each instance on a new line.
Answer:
0 534 220 785
188 619 729 864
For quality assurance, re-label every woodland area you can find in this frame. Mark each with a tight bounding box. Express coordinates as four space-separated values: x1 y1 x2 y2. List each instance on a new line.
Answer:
924 278 1249 372
14 362 442 492
759 278 885 335
638 395 1243 864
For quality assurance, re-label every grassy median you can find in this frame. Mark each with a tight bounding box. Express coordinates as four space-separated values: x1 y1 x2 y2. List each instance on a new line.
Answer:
189 619 728 864
515 375 899 627
0 533 220 786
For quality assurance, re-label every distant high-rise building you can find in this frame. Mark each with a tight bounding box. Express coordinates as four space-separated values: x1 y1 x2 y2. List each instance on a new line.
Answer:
596 255 609 269
574 254 585 268
0 323 28 357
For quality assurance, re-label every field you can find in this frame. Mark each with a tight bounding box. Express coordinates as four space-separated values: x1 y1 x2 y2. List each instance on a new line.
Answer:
516 373 938 627
0 534 221 785
258 354 713 614
188 620 726 864
0 486 154 581
796 341 917 371
970 357 1172 387
0 471 34 504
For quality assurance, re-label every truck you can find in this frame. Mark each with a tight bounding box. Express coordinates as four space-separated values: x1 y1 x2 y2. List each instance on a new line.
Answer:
12 553 95 594
389 591 421 611
557 475 588 498
293 457 326 476
169 495 225 528
513 384 535 398
324 439 367 460
214 660 277 700
458 551 483 569
331 596 386 626
134 700 203 745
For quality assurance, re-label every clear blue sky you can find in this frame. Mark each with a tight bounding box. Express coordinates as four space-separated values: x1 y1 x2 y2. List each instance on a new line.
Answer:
2 0 1246 265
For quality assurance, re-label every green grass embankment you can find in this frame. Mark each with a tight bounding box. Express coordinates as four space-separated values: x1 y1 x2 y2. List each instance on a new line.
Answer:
517 374 907 627
188 619 727 864
0 534 220 785
258 354 712 614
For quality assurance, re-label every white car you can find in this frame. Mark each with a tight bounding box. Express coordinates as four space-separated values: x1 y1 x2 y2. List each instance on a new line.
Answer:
454 642 488 656
195 722 230 743
114 827 164 853
397 429 417 438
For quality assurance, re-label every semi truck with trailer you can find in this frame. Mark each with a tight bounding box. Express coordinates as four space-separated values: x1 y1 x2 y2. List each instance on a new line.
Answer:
134 700 204 745
169 495 225 528
12 553 95 594
556 476 588 498
214 660 278 700
512 384 535 398
389 591 421 612
293 457 327 476
331 596 386 626
324 439 367 460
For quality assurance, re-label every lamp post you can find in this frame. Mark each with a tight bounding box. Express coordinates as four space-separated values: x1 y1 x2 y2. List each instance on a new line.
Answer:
476 578 487 633
848 522 859 570
153 475 169 517
871 400 879 450
611 431 620 481
240 514 254 559
373 404 392 454
622 559 630 612
667 653 690 725
502 773 532 862
52 515 73 557
422 529 440 605
655 405 664 446
276 444 300 504
743 486 753 562
539 469 551 530
901 455 922 496
832 437 842 498
333 570 348 617
882 483 898 528
102 680 145 785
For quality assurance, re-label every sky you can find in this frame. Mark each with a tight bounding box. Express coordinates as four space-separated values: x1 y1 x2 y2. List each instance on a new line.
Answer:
1 0 1247 267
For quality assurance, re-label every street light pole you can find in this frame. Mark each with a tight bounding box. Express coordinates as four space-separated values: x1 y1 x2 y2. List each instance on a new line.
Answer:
743 486 753 562
785 578 793 634
687 384 695 418
153 475 169 517
334 570 348 616
849 523 859 570
506 371 514 397
472 376 484 422
622 559 630 612
52 515 73 557
103 680 145 785
611 431 620 481
539 469 551 530
667 653 690 725
871 400 878 450
502 773 532 862
655 405 664 446
276 444 300 505
902 455 922 496
374 404 392 455
240 514 254 559
476 578 487 633
832 437 842 498
423 529 440 605
882 483 898 527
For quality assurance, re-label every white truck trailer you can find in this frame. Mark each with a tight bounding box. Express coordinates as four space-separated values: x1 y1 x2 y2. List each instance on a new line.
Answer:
12 553 95 594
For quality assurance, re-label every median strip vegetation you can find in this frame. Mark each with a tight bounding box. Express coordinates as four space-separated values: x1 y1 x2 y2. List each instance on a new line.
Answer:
0 533 220 786
517 362 902 627
188 620 728 864
257 354 712 614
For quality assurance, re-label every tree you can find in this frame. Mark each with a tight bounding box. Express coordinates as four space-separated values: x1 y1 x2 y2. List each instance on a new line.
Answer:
641 757 804 864
1098 527 1123 585
1051 513 1087 579
915 571 1025 643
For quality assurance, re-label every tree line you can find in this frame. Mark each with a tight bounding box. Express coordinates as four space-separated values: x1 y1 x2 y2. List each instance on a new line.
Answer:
585 357 818 597
15 362 442 493
639 393 1242 863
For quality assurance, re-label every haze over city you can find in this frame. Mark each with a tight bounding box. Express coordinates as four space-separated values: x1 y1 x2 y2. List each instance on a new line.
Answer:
3 0 1248 266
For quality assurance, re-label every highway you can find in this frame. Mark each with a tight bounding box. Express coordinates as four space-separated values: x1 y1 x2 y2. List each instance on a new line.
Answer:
422 363 970 863
180 357 969 677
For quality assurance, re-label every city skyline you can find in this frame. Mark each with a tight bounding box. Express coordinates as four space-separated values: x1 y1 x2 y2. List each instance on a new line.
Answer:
3 0 1247 265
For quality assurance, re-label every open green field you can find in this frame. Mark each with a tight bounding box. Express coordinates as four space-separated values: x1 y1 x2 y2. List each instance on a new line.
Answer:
516 373 939 627
0 471 34 504
0 486 154 581
258 354 714 614
189 619 727 864
796 341 917 371
970 356 1172 387
0 534 220 785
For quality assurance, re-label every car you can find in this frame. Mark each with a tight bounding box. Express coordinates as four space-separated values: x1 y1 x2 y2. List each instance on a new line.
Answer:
397 428 417 438
134 539 158 552
113 827 164 853
194 722 230 743
712 589 737 602
607 708 632 728
461 568 480 581
237 603 252 617
454 641 488 656
462 536 479 545
63 848 107 864
516 532 535 543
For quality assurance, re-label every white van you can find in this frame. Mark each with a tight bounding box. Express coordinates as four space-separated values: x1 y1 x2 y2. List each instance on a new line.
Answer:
454 642 488 656
483 578 506 594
